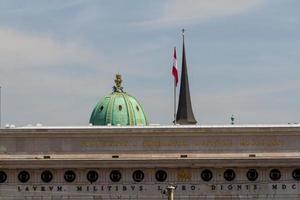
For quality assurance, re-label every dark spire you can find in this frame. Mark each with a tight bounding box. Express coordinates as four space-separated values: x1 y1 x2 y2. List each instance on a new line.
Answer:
176 29 197 125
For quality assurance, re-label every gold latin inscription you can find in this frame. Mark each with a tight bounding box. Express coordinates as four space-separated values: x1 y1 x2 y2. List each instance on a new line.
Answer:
143 140 188 147
80 141 128 148
239 139 284 147
80 138 284 149
195 140 233 147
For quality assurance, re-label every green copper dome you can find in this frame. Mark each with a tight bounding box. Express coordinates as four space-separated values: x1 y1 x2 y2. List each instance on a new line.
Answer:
89 74 148 126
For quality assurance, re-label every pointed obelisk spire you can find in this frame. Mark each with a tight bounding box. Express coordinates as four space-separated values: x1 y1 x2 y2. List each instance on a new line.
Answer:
176 29 197 125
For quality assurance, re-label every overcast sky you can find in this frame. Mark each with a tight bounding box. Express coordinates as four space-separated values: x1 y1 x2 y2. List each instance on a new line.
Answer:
0 0 299 126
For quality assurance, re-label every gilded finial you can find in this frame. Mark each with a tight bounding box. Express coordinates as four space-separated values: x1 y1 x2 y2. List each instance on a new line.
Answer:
182 28 185 41
113 73 124 92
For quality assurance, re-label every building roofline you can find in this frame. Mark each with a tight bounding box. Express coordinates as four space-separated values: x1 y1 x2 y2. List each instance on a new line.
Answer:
1 124 300 130
0 124 300 130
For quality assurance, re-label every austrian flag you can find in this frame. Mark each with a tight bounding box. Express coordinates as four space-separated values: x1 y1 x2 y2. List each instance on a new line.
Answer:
172 47 179 86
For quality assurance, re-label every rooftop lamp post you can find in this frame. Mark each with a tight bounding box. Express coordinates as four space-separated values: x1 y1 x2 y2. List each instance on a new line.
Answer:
167 186 175 200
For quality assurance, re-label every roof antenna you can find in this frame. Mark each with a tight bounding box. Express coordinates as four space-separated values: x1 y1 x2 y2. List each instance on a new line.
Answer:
231 115 235 125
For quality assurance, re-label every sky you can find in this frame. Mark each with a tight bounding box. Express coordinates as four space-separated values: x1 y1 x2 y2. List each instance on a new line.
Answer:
0 0 299 126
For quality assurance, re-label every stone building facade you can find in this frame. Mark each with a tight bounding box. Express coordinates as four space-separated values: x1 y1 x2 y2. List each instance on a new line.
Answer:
1 125 300 199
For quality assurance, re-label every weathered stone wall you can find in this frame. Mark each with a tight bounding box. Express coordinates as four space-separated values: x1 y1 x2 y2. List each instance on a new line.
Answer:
1 168 300 199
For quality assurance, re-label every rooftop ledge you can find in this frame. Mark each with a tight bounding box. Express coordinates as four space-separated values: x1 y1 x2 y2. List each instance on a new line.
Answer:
2 152 300 168
1 152 300 160
2 124 300 130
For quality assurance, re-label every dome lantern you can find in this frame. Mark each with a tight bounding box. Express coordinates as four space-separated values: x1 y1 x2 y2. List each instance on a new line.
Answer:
89 74 148 126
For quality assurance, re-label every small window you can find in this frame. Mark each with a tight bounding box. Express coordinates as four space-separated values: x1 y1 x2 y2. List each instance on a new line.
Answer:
0 171 7 183
292 169 300 181
247 169 258 181
201 169 213 182
18 171 30 183
155 170 167 182
269 169 281 181
132 170 144 182
110 170 122 182
99 106 104 112
119 105 122 111
136 106 140 111
64 170 76 183
87 170 98 183
224 169 235 181
41 170 53 183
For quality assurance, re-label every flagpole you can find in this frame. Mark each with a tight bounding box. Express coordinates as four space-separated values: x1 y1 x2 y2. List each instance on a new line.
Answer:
174 78 176 125
173 46 177 125
172 46 178 125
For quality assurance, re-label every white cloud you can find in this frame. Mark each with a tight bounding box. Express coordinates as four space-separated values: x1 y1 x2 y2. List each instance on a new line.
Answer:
140 0 265 27
0 28 111 126
0 28 99 69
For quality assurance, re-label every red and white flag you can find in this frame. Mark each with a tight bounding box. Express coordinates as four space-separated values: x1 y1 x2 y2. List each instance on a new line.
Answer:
172 47 179 86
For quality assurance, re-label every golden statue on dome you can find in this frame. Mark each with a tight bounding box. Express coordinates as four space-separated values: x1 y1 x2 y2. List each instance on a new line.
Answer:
113 73 124 92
